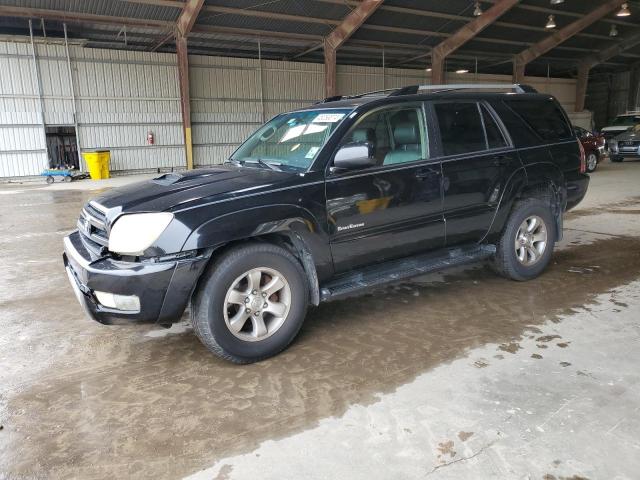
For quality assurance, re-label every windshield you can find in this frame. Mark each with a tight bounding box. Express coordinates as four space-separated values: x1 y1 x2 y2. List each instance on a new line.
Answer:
230 108 351 171
611 115 640 126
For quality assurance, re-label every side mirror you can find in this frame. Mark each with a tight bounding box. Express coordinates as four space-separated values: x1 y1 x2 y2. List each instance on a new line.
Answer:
333 142 376 170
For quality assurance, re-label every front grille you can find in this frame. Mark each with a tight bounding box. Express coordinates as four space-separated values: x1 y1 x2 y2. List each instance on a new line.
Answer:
618 140 640 149
78 201 109 247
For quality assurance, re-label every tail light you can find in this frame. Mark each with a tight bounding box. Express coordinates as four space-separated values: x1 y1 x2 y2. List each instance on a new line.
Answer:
578 140 586 173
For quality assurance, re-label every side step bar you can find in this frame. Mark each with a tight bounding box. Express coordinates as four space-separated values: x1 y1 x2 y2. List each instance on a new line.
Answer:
319 244 496 302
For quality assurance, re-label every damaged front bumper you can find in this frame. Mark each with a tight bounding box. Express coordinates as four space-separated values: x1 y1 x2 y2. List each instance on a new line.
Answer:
63 230 210 326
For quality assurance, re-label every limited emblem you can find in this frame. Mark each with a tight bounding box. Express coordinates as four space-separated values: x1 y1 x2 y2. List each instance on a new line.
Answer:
337 222 365 232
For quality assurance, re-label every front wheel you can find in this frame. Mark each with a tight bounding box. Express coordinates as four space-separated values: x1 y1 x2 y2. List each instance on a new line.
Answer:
586 152 598 172
191 243 309 363
494 198 556 281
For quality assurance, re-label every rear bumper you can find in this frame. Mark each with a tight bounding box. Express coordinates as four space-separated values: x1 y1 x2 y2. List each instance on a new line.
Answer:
565 173 590 211
63 230 210 325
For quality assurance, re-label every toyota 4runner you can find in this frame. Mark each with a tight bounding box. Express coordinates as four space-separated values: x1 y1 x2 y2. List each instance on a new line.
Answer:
63 83 589 363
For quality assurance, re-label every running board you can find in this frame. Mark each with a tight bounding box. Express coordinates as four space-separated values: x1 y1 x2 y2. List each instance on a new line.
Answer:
320 244 496 302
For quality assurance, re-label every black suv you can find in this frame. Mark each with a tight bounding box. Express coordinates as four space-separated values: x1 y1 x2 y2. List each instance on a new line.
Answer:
63 84 589 363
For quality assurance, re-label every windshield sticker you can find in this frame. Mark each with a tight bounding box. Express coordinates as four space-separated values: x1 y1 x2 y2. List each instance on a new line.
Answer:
305 146 320 158
313 113 345 123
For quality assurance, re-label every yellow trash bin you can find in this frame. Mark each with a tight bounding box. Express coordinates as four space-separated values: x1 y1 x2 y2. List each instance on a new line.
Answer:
82 150 111 180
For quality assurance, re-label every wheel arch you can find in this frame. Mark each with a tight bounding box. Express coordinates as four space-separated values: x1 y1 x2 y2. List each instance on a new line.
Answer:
484 162 566 243
183 204 331 306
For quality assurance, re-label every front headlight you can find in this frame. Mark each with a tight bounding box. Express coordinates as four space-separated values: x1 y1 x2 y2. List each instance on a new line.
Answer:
108 212 174 255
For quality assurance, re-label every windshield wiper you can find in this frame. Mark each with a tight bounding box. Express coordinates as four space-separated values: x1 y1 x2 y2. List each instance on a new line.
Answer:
242 158 282 171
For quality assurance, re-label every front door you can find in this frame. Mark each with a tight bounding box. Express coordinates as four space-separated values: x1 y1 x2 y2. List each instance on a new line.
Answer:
326 103 444 273
433 101 521 245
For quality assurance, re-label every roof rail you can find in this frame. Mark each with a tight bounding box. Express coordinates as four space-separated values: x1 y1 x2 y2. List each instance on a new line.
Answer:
317 87 404 104
390 83 537 96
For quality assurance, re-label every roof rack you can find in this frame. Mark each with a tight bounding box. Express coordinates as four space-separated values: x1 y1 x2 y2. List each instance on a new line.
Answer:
390 83 537 96
317 87 403 104
318 83 537 104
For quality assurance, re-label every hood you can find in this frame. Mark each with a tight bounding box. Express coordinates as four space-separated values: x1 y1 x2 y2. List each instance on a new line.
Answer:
613 130 640 141
92 165 297 215
602 125 632 132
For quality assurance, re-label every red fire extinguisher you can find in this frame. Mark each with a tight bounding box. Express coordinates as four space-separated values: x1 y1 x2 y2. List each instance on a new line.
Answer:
147 131 154 145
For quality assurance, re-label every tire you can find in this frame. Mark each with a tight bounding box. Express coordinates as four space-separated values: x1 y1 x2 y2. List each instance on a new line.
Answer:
493 198 556 282
191 243 309 363
586 152 598 172
611 156 624 163
63 176 72 182
46 176 54 185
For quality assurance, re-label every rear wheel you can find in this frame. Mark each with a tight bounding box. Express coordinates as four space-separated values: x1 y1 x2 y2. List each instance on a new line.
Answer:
586 152 598 172
46 176 54 184
191 243 309 363
494 198 556 281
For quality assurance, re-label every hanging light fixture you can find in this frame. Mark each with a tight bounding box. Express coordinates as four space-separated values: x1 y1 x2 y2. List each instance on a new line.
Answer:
426 67 432 72
456 69 469 74
617 3 631 16
545 14 556 29
473 1 483 17
610 24 619 37
550 0 564 4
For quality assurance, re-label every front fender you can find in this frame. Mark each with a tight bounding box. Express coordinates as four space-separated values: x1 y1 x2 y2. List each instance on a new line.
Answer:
181 204 334 280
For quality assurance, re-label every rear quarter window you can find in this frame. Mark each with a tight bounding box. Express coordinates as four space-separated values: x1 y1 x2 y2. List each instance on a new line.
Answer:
504 99 573 143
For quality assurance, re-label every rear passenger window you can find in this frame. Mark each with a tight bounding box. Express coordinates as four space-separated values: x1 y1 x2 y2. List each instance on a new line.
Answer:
481 105 508 149
504 99 572 142
435 102 485 156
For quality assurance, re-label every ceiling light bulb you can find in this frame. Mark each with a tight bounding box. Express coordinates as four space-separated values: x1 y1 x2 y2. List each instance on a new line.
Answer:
617 3 631 16
426 67 432 72
456 69 469 74
550 0 564 4
545 14 556 29
610 24 619 36
473 2 483 16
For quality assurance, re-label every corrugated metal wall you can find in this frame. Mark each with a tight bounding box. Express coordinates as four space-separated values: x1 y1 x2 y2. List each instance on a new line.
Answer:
0 39 184 177
0 38 582 178
0 42 48 177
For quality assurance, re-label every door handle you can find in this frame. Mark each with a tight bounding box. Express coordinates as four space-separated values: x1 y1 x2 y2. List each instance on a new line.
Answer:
415 169 440 179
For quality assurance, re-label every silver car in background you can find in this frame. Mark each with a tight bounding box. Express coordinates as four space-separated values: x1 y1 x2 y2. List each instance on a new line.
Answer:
610 124 640 163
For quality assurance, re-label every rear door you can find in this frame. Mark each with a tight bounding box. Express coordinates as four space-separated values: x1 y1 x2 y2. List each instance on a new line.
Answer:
326 102 444 273
433 101 521 245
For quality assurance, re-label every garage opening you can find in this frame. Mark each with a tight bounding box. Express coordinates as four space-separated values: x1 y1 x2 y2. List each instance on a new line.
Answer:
45 126 79 170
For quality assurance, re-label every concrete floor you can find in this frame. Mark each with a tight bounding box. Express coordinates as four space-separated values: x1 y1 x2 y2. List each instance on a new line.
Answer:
1 160 640 479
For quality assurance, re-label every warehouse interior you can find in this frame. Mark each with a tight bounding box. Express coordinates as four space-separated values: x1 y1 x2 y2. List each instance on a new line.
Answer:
0 0 639 177
1 1 640 479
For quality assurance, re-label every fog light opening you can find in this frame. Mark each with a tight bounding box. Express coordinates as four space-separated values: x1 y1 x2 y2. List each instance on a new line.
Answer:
94 291 140 312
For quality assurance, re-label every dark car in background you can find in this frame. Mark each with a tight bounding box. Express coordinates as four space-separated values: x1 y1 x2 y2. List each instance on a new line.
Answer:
574 126 605 172
609 124 640 162
63 83 589 363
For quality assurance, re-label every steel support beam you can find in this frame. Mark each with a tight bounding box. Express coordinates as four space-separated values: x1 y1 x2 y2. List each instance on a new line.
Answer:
574 64 590 112
0 6 173 29
176 34 193 170
177 0 204 37
574 31 640 112
512 0 625 83
323 0 383 97
430 0 519 84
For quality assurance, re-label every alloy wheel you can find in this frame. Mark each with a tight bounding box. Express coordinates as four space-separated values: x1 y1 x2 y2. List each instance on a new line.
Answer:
514 215 548 266
223 267 291 342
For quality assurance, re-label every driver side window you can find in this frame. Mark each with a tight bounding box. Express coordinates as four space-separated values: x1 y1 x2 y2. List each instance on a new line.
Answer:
340 105 427 168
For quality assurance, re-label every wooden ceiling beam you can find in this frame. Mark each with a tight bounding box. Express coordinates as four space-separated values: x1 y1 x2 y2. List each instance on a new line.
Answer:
513 0 626 82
